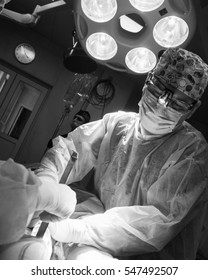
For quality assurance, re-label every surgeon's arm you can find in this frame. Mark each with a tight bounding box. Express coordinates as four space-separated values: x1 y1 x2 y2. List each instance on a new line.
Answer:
49 141 208 257
35 114 110 185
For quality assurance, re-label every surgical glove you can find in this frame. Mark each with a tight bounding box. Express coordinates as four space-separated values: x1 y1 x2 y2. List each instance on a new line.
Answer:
36 178 77 223
0 158 39 244
49 218 86 244
0 227 52 260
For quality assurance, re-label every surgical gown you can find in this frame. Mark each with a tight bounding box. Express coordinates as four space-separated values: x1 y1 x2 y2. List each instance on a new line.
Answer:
38 111 208 259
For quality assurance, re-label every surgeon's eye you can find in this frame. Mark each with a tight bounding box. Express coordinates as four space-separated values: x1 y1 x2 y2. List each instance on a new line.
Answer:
168 99 193 112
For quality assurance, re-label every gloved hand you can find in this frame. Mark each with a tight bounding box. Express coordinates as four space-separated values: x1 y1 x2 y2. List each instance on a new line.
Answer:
48 192 106 243
36 177 77 223
0 158 77 260
0 158 40 244
0 229 52 260
49 219 115 260
0 239 50 260
0 158 77 245
49 218 86 244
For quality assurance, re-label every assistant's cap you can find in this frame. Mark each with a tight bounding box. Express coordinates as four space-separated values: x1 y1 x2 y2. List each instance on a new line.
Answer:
152 47 208 100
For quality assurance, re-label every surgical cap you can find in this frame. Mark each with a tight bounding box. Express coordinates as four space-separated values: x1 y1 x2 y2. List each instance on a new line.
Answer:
152 47 208 100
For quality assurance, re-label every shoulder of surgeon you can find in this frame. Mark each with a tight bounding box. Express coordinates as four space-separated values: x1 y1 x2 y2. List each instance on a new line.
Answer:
178 121 208 153
182 121 207 140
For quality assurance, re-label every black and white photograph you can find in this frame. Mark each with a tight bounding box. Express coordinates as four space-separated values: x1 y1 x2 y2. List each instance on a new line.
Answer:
0 0 208 279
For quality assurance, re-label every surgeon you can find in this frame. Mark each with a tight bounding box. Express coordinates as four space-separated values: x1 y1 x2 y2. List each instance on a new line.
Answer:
36 47 208 260
0 156 77 259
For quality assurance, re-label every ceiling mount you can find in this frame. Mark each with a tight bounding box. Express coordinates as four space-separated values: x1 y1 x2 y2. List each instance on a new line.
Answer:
63 31 97 74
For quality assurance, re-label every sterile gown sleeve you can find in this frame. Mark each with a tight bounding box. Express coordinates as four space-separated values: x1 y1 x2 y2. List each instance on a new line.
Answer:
36 114 110 184
47 113 208 257
0 159 40 245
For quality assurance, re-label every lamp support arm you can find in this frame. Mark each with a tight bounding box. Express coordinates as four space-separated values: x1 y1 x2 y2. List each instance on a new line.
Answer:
0 8 36 24
0 0 66 25
33 0 66 17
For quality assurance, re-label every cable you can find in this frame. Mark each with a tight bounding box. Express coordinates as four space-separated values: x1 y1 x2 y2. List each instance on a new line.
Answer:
87 79 115 109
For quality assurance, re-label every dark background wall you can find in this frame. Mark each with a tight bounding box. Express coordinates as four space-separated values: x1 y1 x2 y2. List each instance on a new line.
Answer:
0 17 136 163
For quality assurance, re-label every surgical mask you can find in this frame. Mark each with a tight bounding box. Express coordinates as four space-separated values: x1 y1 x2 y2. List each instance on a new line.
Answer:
139 87 189 136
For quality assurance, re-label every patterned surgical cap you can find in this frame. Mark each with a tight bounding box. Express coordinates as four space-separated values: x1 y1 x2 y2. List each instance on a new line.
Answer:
152 47 208 100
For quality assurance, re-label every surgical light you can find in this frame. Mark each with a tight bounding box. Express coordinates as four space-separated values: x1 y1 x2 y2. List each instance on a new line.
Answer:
125 48 157 73
86 32 118 60
81 0 118 23
129 0 165 12
153 16 189 48
73 0 196 74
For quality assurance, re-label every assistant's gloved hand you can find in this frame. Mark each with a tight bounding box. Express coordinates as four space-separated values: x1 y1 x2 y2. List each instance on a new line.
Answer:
49 218 86 244
35 177 77 223
0 231 52 260
0 158 40 244
0 158 77 260
0 158 77 245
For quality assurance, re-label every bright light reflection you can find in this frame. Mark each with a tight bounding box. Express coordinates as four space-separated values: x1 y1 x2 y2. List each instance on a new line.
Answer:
86 32 118 60
81 0 117 23
129 0 164 12
125 48 157 73
153 16 189 47
120 15 143 33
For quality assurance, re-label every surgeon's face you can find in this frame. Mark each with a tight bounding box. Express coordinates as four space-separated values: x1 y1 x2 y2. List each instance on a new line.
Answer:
138 75 200 136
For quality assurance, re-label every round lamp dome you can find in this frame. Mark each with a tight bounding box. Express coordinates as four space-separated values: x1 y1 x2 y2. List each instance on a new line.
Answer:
73 0 196 74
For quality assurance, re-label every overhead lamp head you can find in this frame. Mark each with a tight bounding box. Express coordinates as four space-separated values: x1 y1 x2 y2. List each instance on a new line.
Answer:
86 32 118 60
81 0 118 23
73 0 196 75
153 16 189 48
125 48 157 73
129 0 165 12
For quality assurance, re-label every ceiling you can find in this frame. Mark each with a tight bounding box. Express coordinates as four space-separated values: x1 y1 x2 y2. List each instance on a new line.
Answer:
3 0 208 54
2 1 208 83
5 0 75 49
3 1 208 85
